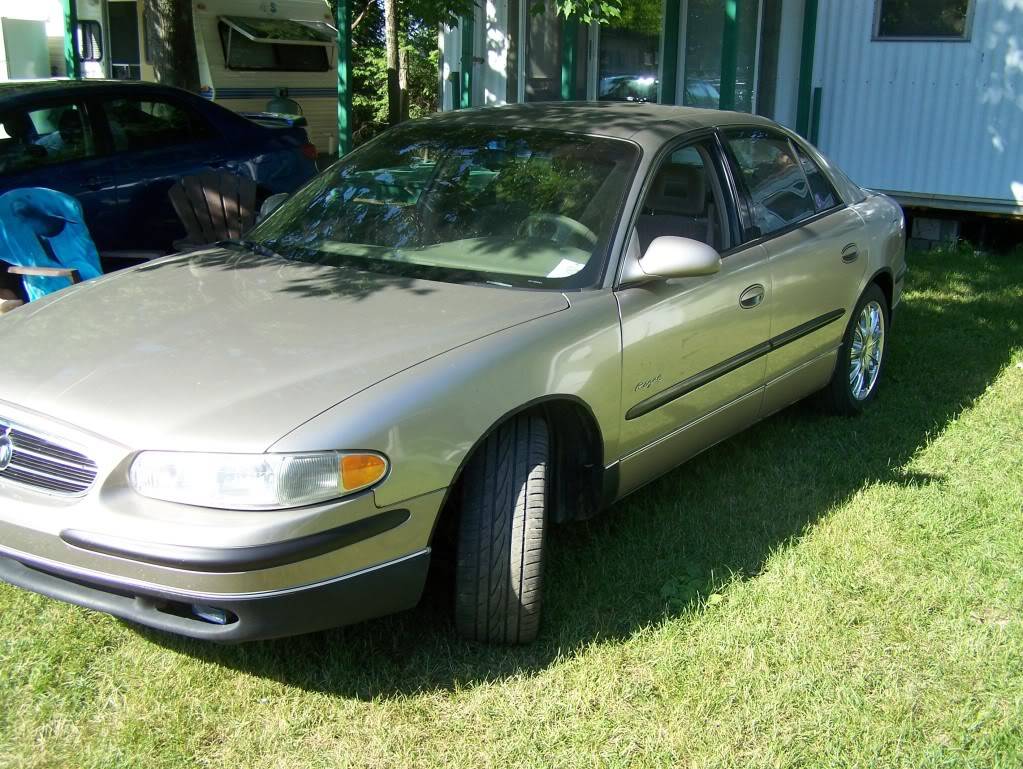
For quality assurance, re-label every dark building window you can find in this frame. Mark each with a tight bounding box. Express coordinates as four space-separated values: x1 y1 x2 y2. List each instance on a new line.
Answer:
77 20 102 62
875 0 972 40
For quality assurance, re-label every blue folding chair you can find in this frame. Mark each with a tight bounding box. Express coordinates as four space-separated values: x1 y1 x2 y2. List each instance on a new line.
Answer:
0 187 103 302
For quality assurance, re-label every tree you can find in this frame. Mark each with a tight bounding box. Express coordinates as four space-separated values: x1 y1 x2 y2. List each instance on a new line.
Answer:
143 0 201 92
387 0 474 126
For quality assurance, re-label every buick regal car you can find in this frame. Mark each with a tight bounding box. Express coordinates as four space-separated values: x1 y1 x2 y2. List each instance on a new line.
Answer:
0 103 906 644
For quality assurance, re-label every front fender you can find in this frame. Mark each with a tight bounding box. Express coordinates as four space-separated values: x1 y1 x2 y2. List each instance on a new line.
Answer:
270 291 623 507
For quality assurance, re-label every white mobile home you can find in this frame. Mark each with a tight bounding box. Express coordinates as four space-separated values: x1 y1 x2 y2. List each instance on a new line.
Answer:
0 0 340 154
441 0 1023 217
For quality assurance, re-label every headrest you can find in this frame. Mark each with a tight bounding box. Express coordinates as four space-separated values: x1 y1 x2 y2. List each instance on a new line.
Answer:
58 109 83 139
648 164 706 216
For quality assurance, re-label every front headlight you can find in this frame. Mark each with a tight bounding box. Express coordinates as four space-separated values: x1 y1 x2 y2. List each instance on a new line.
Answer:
128 451 388 510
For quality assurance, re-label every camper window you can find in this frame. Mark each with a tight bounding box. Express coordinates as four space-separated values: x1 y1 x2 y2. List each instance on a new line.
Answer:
218 20 330 72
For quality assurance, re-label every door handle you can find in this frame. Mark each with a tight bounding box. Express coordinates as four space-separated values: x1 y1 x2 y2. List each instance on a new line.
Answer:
841 243 860 263
83 175 113 191
739 284 766 309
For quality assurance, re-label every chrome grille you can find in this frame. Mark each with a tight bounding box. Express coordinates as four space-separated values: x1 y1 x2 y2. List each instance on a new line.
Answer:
0 421 98 495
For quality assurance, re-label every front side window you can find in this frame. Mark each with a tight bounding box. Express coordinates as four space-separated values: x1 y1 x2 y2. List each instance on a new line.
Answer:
248 125 639 289
104 98 209 152
875 0 972 40
0 103 94 174
635 143 727 254
725 129 816 238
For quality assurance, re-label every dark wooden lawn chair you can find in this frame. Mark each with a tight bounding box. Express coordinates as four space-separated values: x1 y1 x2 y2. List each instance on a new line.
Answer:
169 171 258 252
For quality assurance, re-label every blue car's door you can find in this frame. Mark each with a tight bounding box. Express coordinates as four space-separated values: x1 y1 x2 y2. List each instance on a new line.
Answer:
0 98 120 248
94 91 227 250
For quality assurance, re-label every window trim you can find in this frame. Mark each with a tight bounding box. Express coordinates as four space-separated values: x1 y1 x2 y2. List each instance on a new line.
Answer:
872 0 975 42
77 20 103 62
717 126 847 251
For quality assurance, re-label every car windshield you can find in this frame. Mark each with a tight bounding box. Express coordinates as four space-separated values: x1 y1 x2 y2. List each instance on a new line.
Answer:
247 124 639 289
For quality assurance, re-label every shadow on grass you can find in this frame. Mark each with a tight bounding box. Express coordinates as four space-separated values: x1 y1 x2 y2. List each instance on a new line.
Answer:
139 248 1023 700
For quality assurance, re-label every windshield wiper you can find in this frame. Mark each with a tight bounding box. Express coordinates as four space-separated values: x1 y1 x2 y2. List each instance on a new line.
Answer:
218 238 284 259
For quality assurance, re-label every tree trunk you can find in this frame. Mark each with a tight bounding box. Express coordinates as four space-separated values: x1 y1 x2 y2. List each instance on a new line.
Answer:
143 0 200 92
384 0 401 125
398 44 409 122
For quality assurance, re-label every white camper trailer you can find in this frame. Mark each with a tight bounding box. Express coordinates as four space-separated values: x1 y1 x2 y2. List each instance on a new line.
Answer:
191 0 339 155
0 0 339 155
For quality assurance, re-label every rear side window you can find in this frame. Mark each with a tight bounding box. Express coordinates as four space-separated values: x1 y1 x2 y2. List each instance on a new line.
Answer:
725 129 816 237
104 98 211 152
791 142 839 212
0 103 94 174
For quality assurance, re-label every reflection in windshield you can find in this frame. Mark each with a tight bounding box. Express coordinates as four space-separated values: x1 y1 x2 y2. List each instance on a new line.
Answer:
248 125 638 289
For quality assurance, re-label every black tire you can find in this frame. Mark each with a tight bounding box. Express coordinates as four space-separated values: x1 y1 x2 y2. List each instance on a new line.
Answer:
823 283 890 415
455 414 549 644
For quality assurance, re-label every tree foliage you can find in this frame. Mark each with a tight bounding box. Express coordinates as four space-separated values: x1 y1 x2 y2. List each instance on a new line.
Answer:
549 0 623 24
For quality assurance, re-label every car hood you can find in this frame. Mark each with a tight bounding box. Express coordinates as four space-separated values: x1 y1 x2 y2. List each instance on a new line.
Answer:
0 249 569 452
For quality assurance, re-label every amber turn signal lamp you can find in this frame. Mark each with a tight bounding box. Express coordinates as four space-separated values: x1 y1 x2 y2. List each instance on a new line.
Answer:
340 453 388 492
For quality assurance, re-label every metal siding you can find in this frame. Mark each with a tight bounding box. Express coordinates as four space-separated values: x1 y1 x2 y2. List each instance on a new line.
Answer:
814 0 1023 211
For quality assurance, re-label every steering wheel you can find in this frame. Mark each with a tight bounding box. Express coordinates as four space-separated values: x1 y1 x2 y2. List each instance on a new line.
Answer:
516 213 598 250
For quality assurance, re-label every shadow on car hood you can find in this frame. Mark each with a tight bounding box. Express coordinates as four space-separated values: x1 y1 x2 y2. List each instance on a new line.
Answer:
0 249 569 451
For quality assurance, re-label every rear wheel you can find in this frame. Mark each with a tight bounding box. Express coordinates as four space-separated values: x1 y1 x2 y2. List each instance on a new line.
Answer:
454 414 549 644
824 283 889 415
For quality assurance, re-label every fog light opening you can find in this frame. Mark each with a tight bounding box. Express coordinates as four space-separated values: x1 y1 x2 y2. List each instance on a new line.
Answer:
191 604 236 625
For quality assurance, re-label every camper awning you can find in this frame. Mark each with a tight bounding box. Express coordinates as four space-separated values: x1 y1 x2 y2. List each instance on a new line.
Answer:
219 16 337 47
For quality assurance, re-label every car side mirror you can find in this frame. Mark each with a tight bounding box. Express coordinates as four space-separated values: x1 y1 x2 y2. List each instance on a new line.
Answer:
257 192 289 223
621 236 721 286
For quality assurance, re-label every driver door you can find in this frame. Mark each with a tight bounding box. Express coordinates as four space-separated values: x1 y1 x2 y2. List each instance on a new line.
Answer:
614 135 772 497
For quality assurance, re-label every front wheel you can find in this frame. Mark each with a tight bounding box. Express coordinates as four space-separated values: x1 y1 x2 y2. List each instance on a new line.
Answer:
454 414 549 644
823 284 890 415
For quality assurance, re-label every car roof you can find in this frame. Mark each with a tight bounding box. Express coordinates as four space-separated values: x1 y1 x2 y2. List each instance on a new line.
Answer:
418 101 777 150
0 78 198 102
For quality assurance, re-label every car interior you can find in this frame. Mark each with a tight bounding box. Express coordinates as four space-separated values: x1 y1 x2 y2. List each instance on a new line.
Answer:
0 106 91 175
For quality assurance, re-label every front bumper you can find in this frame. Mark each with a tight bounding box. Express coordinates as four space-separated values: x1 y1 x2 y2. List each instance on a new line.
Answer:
0 547 430 642
0 401 446 640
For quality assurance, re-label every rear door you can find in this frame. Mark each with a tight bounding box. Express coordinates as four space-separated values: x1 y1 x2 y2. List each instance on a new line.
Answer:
0 97 119 246
95 91 224 250
721 128 867 416
614 134 772 497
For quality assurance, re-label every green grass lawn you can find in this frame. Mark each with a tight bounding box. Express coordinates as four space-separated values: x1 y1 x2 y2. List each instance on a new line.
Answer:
2 246 1022 768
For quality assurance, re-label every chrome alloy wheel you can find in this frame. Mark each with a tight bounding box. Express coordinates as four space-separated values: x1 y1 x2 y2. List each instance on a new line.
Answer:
849 300 885 401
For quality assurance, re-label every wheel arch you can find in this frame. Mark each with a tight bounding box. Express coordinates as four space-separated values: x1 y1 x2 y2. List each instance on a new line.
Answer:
868 267 894 313
428 394 607 548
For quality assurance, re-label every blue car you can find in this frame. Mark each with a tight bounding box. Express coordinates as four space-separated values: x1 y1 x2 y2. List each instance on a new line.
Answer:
0 80 318 252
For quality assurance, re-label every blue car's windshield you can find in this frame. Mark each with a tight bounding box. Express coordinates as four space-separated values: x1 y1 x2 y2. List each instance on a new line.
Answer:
248 124 639 289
